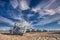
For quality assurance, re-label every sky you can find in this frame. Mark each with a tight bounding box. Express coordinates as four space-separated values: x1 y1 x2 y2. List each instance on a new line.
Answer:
0 0 60 30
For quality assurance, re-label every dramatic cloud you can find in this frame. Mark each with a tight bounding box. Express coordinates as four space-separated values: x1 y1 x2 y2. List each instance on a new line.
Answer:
10 0 30 10
57 21 60 25
10 0 18 9
27 14 34 18
31 8 40 13
37 14 60 25
32 0 60 16
17 18 32 27
57 6 60 13
44 0 56 9
18 0 30 10
0 0 60 30
39 9 57 16
31 0 52 12
0 27 12 30
0 16 14 25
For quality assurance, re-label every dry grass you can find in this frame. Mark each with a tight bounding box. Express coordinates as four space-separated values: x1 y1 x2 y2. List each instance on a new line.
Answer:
0 32 60 40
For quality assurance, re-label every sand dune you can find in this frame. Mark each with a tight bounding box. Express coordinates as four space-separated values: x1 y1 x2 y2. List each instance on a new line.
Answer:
0 32 60 40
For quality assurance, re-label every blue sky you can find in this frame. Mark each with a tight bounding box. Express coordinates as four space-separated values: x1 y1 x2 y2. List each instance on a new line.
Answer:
0 0 60 30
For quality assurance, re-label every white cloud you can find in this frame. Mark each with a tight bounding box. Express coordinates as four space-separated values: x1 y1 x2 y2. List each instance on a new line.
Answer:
57 21 60 24
10 0 18 9
0 16 14 25
18 0 30 10
31 0 52 12
41 9 56 15
0 16 33 28
15 18 32 28
0 27 12 30
27 14 34 18
31 8 41 13
6 9 22 20
44 0 56 9
37 14 60 25
10 0 30 10
46 0 60 9
22 21 31 27
30 20 38 24
57 6 60 13
31 0 60 17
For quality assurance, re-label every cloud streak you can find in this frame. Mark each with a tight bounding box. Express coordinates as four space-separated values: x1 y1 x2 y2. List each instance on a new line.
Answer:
10 0 30 10
0 16 14 25
32 0 60 16
31 0 52 12
38 14 60 25
18 0 30 10
44 0 56 9
10 0 18 9
17 18 32 27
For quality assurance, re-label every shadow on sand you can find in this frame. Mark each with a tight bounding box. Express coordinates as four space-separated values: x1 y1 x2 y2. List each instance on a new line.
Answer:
48 32 60 34
1 33 23 36
52 32 60 34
